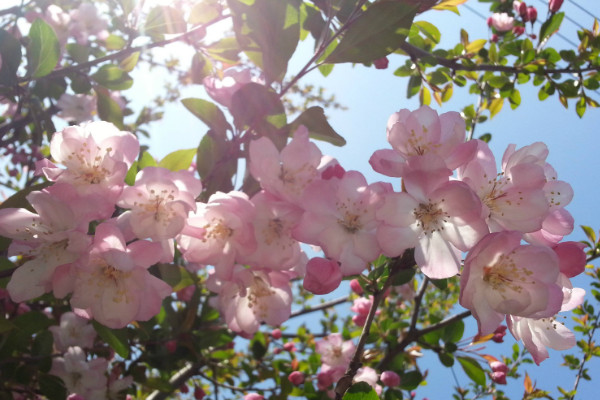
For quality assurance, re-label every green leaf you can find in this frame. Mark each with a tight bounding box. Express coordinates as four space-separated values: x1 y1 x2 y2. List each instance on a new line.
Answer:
407 75 422 98
399 370 423 391
190 52 213 83
196 133 220 180
144 6 187 36
326 2 418 63
96 87 124 129
27 19 60 78
478 133 492 143
229 0 300 82
581 225 596 244
92 321 130 358
105 34 127 50
288 106 346 146
539 12 564 43
487 75 510 89
457 356 486 386
39 373 67 400
13 311 52 335
181 98 230 135
508 89 521 109
119 51 140 72
442 320 465 343
343 382 379 400
576 96 586 118
189 0 222 24
414 20 441 44
91 64 133 90
0 29 22 86
158 148 197 171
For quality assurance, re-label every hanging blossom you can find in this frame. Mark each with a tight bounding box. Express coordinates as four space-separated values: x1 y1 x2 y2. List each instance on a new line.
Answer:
67 223 171 329
49 312 97 352
376 154 488 279
56 93 97 123
0 185 91 303
117 166 202 241
293 170 389 276
50 346 108 399
460 231 564 336
206 266 292 335
315 333 356 386
369 105 476 177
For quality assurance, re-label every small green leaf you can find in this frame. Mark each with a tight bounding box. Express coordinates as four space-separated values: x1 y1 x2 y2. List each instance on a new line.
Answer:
39 373 67 400
326 2 417 64
91 64 133 90
190 52 212 83
442 320 465 343
105 34 126 50
158 148 197 171
144 6 187 36
288 106 345 146
457 356 486 386
189 0 222 24
92 321 130 358
576 96 586 118
181 98 230 135
27 19 60 78
407 75 422 98
343 382 379 400
478 133 492 143
581 225 596 244
539 12 564 43
95 87 124 129
399 370 423 391
196 133 220 180
119 52 140 72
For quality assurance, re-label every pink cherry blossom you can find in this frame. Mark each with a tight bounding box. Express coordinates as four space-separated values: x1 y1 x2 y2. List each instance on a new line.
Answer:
370 106 475 177
293 170 388 275
117 167 202 241
203 68 264 108
380 370 401 387
460 231 563 335
49 312 97 352
354 367 382 395
241 191 303 271
50 347 108 399
249 126 322 205
56 93 97 123
206 266 292 335
377 155 488 279
177 191 256 279
68 3 109 45
490 13 514 32
70 223 171 328
315 333 355 375
0 186 91 302
303 257 343 295
457 140 549 233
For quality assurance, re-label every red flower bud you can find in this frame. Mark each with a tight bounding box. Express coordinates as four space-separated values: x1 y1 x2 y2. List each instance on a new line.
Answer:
180 385 189 394
283 342 296 352
518 2 528 19
349 279 364 295
288 371 305 386
549 0 564 13
271 328 282 340
527 7 537 24
512 25 525 37
492 324 507 343
491 34 499 43
490 361 508 373
380 370 401 387
487 16 493 27
165 340 177 354
373 56 389 70
194 386 206 399
491 371 507 384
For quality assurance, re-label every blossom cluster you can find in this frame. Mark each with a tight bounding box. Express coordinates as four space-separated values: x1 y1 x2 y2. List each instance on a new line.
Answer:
0 103 585 369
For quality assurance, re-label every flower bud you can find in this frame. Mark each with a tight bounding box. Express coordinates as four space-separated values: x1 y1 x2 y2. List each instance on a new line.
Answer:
549 0 564 13
271 328 282 340
518 2 528 20
491 370 507 384
373 56 389 70
380 370 401 387
490 361 508 373
303 257 343 295
180 385 189 394
492 325 507 343
245 394 264 400
512 25 525 37
165 340 177 354
350 279 364 295
67 395 85 400
487 16 493 27
288 371 305 386
283 342 296 352
317 371 334 390
194 386 206 399
491 34 499 43
527 7 537 24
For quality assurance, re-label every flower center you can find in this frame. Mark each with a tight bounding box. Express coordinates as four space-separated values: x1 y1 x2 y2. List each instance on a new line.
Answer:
482 254 533 294
203 218 233 242
413 201 448 234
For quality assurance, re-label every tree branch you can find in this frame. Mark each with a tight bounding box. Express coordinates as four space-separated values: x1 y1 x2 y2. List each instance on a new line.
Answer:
397 41 600 75
289 296 349 319
146 362 204 400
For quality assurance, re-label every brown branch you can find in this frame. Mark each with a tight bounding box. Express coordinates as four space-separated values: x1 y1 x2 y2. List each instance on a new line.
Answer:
146 362 204 400
289 296 349 319
397 41 600 75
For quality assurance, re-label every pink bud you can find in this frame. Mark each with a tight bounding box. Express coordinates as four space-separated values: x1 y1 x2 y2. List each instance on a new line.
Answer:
490 371 507 384
512 25 525 36
165 340 177 354
487 16 493 27
491 34 499 43
245 394 264 400
271 328 282 340
373 57 389 70
492 325 507 343
380 370 401 387
180 385 189 394
490 361 508 373
283 342 296 352
518 2 528 19
303 257 343 295
317 371 334 390
67 395 85 400
349 279 364 295
194 386 206 399
549 0 564 13
352 314 367 326
273 347 282 355
527 7 537 23
288 371 305 386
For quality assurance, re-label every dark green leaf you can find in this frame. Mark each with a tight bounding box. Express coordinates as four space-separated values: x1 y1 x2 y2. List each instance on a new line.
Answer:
196 133 221 180
399 370 423 391
190 52 213 83
144 6 187 36
66 43 90 63
0 29 22 86
539 12 564 43
27 19 60 78
92 321 130 358
39 373 67 400
407 75 421 98
442 320 465 343
91 64 133 90
478 133 492 143
457 356 486 386
326 2 417 63
288 106 346 146
438 352 455 367
181 98 230 135
158 148 197 171
13 311 52 335
343 382 379 400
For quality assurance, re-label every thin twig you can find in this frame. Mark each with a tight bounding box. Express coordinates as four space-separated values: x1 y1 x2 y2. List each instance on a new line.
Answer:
289 296 349 319
569 310 600 400
146 362 204 400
